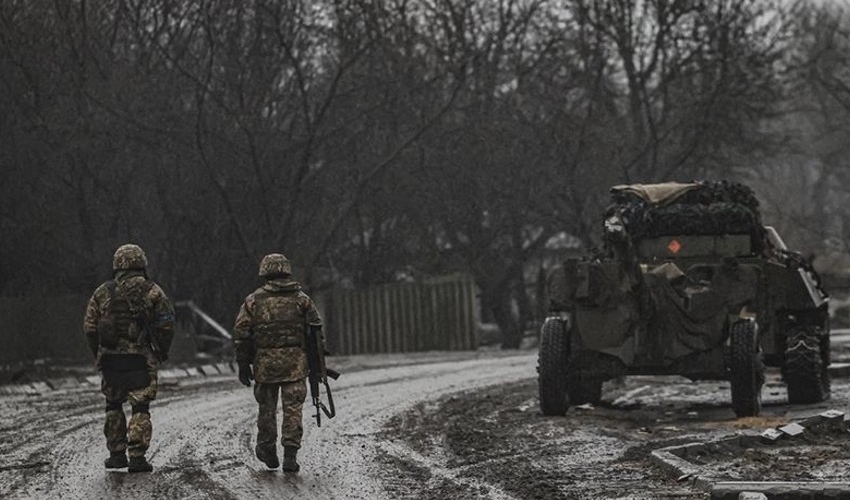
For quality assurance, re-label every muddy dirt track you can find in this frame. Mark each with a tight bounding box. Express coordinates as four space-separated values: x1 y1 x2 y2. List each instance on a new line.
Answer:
0 352 535 499
1 349 849 500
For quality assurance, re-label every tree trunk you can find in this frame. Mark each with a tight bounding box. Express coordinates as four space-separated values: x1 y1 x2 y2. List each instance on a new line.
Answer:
481 285 523 350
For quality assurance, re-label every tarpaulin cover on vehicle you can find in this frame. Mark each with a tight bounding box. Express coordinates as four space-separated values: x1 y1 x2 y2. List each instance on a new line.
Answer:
571 180 768 364
571 259 760 365
639 262 760 364
605 180 766 252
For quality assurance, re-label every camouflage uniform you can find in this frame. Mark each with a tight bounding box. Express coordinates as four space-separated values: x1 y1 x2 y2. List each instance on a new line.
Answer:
234 253 322 471
83 244 174 472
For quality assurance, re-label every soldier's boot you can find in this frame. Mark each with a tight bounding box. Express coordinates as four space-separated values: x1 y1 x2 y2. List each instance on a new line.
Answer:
281 446 299 473
104 451 128 469
127 456 153 473
256 444 279 469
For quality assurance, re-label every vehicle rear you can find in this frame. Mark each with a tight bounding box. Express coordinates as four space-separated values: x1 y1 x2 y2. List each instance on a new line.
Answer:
538 181 830 418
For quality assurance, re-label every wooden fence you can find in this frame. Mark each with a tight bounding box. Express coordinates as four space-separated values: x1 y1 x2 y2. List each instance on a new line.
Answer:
319 274 478 355
0 273 479 369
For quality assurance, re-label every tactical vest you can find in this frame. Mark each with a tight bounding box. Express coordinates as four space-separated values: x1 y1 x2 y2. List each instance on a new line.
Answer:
98 279 154 349
252 290 306 349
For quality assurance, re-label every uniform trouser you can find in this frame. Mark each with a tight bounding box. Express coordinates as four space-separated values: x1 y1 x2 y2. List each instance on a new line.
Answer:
254 379 307 450
101 367 158 458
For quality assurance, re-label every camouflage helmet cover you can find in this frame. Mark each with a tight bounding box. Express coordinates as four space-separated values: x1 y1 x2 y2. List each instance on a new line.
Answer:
259 253 292 278
112 243 148 271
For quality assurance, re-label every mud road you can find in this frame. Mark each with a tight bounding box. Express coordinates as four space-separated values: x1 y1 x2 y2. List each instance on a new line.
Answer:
0 352 535 499
2 348 849 500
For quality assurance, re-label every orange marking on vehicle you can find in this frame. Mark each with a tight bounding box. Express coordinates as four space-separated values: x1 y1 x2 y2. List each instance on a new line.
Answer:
667 239 681 254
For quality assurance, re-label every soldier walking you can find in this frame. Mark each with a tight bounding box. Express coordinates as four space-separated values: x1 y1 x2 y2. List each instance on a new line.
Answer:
83 244 175 473
234 253 323 472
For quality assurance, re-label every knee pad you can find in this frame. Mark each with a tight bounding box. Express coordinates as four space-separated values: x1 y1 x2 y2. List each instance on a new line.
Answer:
131 402 150 415
106 402 123 412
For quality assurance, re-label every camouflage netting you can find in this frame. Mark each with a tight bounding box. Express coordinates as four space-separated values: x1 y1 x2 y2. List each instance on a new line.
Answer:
604 180 766 251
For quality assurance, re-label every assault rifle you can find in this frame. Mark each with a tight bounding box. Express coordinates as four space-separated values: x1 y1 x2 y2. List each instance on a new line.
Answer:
306 324 339 427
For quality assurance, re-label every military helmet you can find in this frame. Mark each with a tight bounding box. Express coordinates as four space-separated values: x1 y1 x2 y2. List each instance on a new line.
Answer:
112 244 148 271
259 253 292 278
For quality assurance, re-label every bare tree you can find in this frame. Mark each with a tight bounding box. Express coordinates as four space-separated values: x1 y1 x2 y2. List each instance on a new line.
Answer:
748 1 850 252
0 0 819 353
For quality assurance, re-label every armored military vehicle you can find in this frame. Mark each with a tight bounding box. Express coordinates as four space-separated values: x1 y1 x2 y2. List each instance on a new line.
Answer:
538 181 830 417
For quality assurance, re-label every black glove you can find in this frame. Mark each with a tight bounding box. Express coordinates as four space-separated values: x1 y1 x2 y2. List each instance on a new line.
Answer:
238 363 254 387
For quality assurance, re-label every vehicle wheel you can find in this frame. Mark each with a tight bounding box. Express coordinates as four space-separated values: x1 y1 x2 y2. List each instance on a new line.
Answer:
784 325 830 404
728 319 764 417
568 379 603 406
537 317 570 415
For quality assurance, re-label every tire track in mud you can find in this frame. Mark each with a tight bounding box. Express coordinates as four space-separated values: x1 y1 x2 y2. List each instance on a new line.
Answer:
377 366 850 500
375 440 520 500
0 389 105 497
0 353 538 500
0 378 239 500
377 377 751 500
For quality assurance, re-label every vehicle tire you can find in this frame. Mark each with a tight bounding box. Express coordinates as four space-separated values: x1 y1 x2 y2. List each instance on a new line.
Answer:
728 319 764 417
538 317 570 415
784 325 830 404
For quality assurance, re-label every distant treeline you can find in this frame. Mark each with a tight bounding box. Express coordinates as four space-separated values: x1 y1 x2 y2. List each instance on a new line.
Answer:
2 0 849 348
